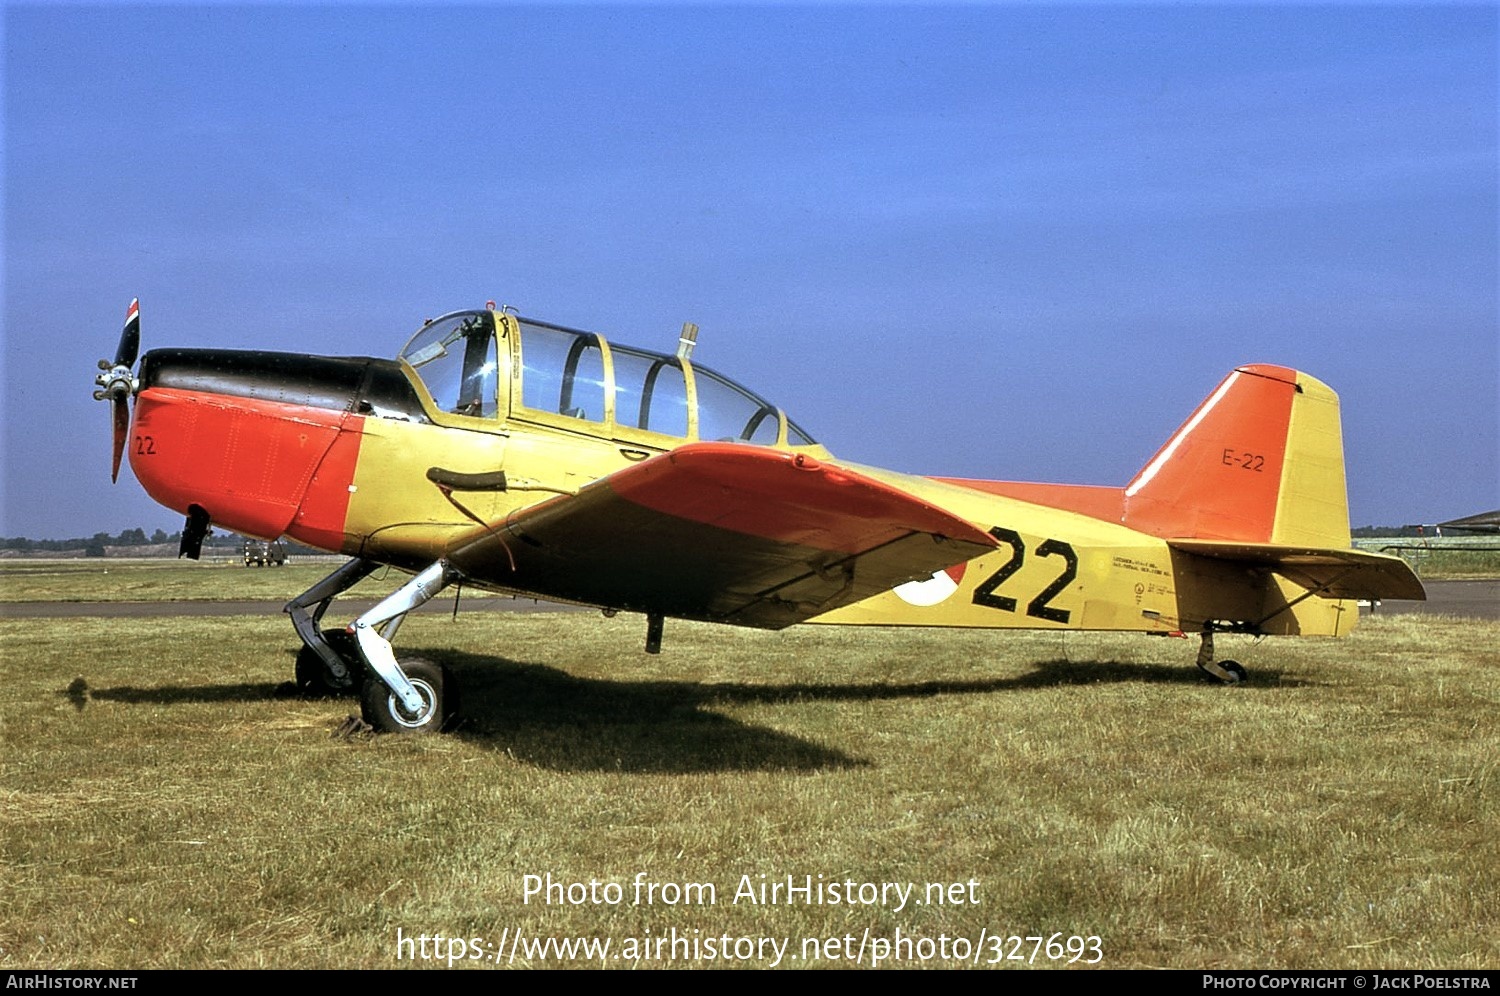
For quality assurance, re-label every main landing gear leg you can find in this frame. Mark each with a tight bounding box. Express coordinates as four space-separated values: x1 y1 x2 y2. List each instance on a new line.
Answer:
284 557 380 696
351 560 461 733
1194 627 1248 685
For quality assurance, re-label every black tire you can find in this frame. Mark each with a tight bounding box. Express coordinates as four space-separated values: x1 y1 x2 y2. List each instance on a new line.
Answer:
294 629 363 698
360 657 452 734
1222 660 1248 683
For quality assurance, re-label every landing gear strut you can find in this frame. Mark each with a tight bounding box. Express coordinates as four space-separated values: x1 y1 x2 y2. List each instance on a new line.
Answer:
348 560 461 733
1195 627 1248 685
285 557 462 731
285 557 379 696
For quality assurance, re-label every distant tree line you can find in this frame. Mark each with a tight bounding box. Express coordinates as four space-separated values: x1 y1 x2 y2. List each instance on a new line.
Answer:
2 528 174 556
1351 525 1441 538
0 529 322 557
3 525 1427 557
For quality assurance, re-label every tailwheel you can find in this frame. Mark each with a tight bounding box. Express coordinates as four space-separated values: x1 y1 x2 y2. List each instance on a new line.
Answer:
294 629 363 698
1195 629 1248 685
360 657 453 734
1195 658 1246 684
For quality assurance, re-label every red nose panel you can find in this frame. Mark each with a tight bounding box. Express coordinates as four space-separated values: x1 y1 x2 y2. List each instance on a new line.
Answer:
290 413 364 553
130 387 359 542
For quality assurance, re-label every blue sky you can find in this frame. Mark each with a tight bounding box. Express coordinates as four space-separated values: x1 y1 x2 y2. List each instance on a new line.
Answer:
4 3 1496 538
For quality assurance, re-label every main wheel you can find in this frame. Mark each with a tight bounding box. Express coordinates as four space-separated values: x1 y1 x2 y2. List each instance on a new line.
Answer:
294 629 363 698
1221 660 1248 683
360 657 453 734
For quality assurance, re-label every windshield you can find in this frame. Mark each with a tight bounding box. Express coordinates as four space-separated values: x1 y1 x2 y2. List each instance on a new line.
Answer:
400 311 498 418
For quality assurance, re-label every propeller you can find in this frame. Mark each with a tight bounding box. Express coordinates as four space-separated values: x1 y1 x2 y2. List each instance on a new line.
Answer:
93 299 142 482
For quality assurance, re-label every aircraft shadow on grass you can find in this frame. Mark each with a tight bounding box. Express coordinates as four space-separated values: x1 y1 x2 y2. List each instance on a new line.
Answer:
68 650 1309 774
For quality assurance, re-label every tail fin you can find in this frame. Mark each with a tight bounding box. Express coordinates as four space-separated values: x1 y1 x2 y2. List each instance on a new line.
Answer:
1123 364 1350 546
934 365 1422 620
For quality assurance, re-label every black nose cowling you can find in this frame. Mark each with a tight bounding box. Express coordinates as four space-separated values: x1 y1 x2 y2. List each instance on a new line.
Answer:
138 348 429 421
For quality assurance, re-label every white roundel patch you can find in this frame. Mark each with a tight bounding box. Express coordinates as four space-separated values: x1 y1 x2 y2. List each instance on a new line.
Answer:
893 563 968 606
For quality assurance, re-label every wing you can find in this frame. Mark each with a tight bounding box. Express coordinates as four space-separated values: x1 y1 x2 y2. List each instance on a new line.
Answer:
445 443 998 629
1167 540 1427 601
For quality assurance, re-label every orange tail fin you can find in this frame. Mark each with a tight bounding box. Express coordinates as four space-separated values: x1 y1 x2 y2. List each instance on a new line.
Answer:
935 364 1354 547
1123 364 1350 546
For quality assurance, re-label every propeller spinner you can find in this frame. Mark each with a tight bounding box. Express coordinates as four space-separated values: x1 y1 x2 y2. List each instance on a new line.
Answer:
93 298 142 482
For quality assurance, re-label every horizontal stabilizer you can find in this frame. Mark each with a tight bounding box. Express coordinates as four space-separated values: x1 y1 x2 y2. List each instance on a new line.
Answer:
1167 540 1426 602
1436 509 1500 534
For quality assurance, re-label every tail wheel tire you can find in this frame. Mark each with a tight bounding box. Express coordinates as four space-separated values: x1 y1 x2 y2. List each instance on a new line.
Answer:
360 657 453 734
294 629 363 698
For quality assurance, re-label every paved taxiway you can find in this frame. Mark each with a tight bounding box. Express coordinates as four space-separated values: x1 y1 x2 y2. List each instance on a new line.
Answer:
1360 579 1499 620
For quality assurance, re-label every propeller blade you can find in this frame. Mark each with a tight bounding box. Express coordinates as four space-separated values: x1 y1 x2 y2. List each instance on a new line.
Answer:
111 396 129 483
115 298 141 369
100 298 140 482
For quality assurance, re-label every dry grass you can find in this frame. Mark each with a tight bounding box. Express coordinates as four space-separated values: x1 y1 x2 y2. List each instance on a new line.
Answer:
2 595 1496 969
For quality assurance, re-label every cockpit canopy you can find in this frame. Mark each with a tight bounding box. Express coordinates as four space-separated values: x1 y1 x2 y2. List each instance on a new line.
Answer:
399 311 817 447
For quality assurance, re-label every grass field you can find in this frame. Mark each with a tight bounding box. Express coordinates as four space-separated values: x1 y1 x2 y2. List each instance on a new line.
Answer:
2 564 1497 970
1352 539 1500 581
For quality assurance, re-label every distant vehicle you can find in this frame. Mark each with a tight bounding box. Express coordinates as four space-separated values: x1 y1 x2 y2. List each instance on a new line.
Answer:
243 538 287 567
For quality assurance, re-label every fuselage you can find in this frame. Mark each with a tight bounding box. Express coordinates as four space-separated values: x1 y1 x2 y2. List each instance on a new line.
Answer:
126 309 1368 639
